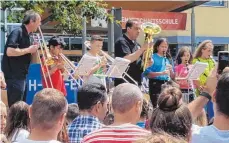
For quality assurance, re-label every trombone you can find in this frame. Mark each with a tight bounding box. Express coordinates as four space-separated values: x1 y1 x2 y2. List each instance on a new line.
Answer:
33 27 54 88
59 53 83 87
84 41 138 85
141 22 161 71
34 27 82 88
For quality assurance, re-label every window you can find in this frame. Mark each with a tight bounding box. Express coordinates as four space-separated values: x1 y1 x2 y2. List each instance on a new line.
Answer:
213 45 226 61
202 1 225 7
169 44 178 59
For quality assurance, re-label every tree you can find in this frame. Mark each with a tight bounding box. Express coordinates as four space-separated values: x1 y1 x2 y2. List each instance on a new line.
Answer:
0 0 113 35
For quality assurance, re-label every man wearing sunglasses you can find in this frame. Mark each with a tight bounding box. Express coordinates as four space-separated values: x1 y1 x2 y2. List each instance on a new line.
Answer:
41 36 67 96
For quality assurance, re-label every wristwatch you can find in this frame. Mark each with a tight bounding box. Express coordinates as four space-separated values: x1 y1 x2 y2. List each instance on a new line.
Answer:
200 92 212 101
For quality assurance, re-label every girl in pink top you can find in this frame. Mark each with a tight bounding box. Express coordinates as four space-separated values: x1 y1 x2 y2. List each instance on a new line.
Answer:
175 46 198 102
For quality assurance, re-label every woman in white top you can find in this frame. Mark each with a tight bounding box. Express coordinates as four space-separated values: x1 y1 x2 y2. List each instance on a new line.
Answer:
5 101 30 142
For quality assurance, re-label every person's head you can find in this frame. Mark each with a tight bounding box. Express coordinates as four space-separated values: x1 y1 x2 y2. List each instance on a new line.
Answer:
214 72 229 117
176 46 193 65
90 35 104 52
30 88 68 135
22 10 41 33
125 20 141 40
153 38 169 55
5 101 29 139
0 101 7 134
103 113 114 125
136 131 187 143
48 36 66 56
112 83 143 124
161 80 180 90
66 103 79 125
193 40 213 59
77 83 108 121
194 109 207 127
150 87 192 140
140 99 150 120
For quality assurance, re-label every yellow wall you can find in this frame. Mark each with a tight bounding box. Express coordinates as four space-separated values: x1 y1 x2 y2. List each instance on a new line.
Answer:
174 5 229 37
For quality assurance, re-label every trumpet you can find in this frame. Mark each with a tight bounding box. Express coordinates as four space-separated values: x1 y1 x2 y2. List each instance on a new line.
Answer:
84 41 138 85
141 22 161 71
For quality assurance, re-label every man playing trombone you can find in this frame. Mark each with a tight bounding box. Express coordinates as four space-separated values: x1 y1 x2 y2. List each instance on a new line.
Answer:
41 36 67 96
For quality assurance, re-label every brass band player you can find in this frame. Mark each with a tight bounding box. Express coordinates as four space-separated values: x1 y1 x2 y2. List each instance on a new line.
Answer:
81 35 107 87
114 20 149 86
41 36 67 96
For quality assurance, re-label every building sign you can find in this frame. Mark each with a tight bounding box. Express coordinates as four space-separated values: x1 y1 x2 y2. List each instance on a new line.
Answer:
122 10 187 30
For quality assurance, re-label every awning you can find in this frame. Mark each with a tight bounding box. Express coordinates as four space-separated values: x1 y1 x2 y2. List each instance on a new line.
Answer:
105 1 208 12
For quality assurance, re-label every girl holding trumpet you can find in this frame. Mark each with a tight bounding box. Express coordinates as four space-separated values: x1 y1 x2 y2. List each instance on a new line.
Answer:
144 38 175 108
41 36 67 96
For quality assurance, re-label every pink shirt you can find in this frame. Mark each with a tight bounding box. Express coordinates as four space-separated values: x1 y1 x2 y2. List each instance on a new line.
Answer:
175 64 196 89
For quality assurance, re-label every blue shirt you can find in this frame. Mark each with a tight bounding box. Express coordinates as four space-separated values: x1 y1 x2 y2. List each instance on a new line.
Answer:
191 124 229 143
144 53 173 81
136 121 146 128
68 115 104 143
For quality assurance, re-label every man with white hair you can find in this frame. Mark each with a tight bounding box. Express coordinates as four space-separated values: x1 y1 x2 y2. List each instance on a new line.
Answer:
82 83 150 143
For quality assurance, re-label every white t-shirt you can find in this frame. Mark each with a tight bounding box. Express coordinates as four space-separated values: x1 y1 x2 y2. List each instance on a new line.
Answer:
191 124 229 143
11 128 29 143
82 53 106 88
18 139 61 143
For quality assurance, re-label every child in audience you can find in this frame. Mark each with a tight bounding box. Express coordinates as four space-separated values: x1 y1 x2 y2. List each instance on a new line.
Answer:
150 86 192 141
66 103 79 125
4 101 30 142
0 101 7 134
136 99 150 129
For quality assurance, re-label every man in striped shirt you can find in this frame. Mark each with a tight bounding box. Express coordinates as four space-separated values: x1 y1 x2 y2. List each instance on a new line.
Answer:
82 83 150 143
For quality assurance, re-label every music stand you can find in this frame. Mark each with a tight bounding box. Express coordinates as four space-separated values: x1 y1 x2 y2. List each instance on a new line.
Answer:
74 54 98 82
106 57 138 85
176 62 208 103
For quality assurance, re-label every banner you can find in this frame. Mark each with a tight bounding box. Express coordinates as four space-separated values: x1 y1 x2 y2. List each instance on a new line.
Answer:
122 10 187 30
26 64 78 105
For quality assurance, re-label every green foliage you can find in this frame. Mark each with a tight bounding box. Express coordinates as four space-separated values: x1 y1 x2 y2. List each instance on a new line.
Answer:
0 0 112 35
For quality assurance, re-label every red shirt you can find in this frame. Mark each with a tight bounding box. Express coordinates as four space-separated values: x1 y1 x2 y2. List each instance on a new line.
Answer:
41 60 67 96
82 124 150 143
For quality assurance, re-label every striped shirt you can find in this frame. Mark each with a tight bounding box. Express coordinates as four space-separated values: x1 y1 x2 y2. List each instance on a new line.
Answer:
82 123 151 143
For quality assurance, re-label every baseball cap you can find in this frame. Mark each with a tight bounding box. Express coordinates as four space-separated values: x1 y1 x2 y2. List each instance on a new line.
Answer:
48 36 66 48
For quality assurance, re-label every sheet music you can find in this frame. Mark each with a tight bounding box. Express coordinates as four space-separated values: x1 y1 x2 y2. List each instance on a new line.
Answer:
106 57 131 78
75 54 98 75
176 62 208 80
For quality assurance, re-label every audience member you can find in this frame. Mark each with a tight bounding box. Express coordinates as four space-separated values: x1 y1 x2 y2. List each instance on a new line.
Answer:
136 99 150 128
5 101 30 142
190 72 229 143
0 101 7 134
150 87 192 141
18 88 68 143
82 83 150 143
0 101 8 143
193 109 207 127
68 83 108 143
136 131 187 143
66 103 79 125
